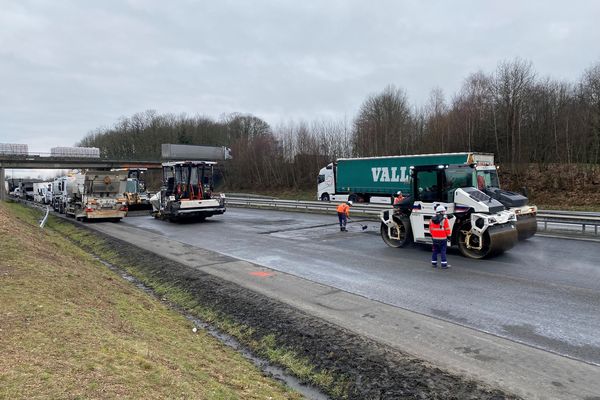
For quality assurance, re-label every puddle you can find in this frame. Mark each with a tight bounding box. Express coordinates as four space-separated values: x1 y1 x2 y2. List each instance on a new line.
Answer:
94 257 330 400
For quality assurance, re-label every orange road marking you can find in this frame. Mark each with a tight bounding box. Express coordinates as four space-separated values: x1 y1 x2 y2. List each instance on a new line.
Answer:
249 271 274 277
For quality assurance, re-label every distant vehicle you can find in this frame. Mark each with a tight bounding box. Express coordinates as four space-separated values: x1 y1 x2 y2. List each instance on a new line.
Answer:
52 176 71 213
33 182 52 204
0 143 28 156
150 161 226 222
18 181 35 201
50 147 101 158
161 144 232 161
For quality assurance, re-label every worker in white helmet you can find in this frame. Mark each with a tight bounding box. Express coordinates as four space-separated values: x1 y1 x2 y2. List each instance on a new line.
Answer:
430 205 451 268
393 190 405 206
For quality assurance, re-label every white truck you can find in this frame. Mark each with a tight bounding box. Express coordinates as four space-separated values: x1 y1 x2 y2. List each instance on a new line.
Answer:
33 182 52 204
52 175 73 213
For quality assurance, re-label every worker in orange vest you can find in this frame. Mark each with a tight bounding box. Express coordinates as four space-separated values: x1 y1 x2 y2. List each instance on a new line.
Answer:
337 200 352 231
430 205 451 268
393 191 404 206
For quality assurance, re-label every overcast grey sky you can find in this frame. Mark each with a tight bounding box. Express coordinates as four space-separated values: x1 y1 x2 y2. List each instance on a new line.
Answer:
1 0 600 155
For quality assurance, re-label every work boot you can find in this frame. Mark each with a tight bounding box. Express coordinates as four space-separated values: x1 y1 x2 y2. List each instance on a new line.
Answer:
431 262 438 268
441 263 450 269
340 227 344 231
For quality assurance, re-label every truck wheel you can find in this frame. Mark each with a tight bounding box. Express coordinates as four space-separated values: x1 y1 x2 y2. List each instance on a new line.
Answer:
380 218 412 248
320 193 330 202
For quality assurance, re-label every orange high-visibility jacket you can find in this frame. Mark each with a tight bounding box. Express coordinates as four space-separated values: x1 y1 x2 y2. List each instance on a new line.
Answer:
336 203 350 216
430 217 451 239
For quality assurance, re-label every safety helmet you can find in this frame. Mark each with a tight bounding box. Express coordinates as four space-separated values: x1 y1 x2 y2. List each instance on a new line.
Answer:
435 205 446 213
396 191 402 195
347 200 353 206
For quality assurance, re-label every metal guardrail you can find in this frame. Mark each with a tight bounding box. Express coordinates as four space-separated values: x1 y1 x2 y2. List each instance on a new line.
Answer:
226 196 600 236
39 206 50 229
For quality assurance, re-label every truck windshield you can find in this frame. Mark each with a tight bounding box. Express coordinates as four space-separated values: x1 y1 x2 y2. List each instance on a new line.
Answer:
125 180 138 193
476 169 500 189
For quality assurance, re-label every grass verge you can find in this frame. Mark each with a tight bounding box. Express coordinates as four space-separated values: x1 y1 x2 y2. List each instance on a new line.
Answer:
40 209 346 398
0 202 302 399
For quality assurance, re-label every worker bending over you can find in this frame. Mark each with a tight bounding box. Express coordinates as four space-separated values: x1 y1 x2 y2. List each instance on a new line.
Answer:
337 200 352 232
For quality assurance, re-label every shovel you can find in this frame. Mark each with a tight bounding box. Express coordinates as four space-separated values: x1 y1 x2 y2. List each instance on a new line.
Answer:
348 218 368 231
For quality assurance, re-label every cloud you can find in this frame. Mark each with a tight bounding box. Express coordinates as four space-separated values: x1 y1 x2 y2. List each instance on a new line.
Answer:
1 0 600 157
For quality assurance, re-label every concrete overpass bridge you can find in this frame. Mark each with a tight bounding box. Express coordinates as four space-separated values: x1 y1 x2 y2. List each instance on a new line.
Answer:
0 155 162 200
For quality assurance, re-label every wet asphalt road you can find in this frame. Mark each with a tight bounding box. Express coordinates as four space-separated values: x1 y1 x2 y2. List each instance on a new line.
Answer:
123 208 600 366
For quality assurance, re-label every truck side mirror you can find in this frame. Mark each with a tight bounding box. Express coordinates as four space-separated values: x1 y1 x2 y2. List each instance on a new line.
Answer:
521 187 529 197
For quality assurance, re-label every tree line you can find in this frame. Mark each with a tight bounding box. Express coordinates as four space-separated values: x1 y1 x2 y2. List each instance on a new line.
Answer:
78 58 600 191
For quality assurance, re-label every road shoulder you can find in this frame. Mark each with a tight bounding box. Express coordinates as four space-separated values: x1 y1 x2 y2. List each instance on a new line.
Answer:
86 220 600 400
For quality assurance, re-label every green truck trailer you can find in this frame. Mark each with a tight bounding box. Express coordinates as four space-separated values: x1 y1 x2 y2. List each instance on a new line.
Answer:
317 152 536 240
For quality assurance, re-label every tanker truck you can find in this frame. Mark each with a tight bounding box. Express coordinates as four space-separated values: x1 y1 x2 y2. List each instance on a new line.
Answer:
62 171 129 221
380 163 518 259
317 152 536 240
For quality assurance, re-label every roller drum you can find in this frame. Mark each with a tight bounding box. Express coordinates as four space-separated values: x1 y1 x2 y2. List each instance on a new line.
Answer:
458 221 518 259
515 214 537 240
486 222 519 256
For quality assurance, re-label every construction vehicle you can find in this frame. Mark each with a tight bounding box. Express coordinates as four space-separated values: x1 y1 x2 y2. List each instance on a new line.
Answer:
150 161 226 222
380 163 518 259
62 171 128 221
317 152 536 240
114 168 153 210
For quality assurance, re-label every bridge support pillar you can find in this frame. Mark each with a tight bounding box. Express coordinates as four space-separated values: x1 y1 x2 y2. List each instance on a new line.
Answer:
0 167 5 201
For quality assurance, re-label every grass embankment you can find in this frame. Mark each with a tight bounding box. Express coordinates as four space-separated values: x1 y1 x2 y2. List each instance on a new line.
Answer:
40 208 344 398
0 202 301 399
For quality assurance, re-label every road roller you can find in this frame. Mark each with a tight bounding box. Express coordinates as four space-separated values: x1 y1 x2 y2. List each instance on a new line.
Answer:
380 163 519 259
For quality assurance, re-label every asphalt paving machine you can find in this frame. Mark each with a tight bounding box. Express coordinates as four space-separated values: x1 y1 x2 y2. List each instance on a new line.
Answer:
150 161 226 222
380 163 518 259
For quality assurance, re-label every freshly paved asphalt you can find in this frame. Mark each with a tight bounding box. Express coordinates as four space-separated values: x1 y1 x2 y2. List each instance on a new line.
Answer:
121 207 600 367
74 206 599 399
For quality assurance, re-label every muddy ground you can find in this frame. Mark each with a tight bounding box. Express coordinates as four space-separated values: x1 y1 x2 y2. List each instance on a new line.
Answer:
63 220 518 400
